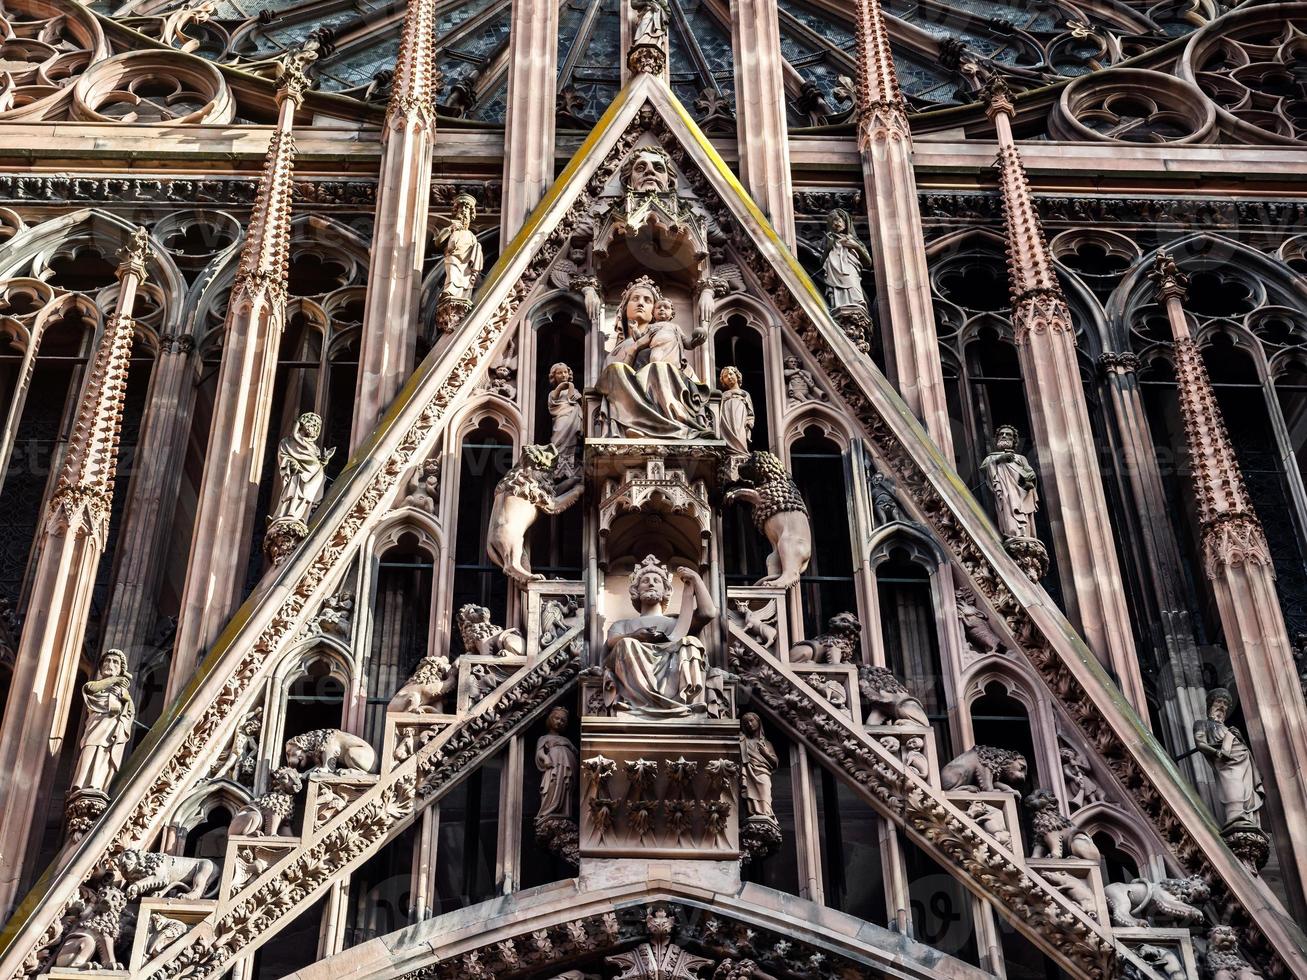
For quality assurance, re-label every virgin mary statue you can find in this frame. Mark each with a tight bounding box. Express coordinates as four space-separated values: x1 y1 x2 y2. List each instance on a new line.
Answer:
595 276 713 440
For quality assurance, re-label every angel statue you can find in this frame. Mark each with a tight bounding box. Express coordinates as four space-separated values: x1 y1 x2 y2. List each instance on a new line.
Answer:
595 276 713 440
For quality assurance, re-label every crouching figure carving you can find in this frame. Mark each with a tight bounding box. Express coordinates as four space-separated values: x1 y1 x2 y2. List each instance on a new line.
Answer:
941 746 1027 794
116 850 219 900
52 886 128 970
790 611 861 664
457 603 526 658
284 728 378 777
1104 875 1209 928
1024 789 1099 860
725 451 812 589
486 443 584 584
228 766 303 836
857 664 930 727
388 654 457 713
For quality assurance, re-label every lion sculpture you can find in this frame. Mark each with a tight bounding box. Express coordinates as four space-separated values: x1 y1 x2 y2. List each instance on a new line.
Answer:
940 746 1027 794
856 664 930 727
790 611 861 664
1104 875 1209 929
457 603 525 658
228 766 303 836
388 654 457 713
52 886 127 970
1023 789 1100 860
1205 926 1261 980
724 451 812 589
115 850 219 900
486 443 584 584
1135 944 1187 980
284 728 377 776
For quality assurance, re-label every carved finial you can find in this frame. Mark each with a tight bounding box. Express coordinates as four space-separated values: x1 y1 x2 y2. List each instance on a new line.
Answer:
852 0 910 145
1150 249 1189 303
980 72 1015 120
116 227 150 281
274 44 317 107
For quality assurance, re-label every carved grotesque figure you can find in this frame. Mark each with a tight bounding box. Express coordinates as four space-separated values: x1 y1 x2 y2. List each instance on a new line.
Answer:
869 472 904 526
966 800 1012 848
457 603 526 657
856 664 931 727
783 354 826 402
115 850 220 900
437 192 483 306
725 451 812 589
485 443 584 584
271 412 334 525
52 886 127 970
1104 875 1210 928
603 555 715 717
388 654 457 713
819 209 873 312
1135 943 1186 980
1193 687 1264 829
1023 789 1100 860
623 145 673 194
790 611 862 664
956 589 1004 656
71 648 135 795
940 746 1028 794
1206 926 1262 980
283 728 378 776
718 366 754 457
228 766 303 836
981 425 1039 540
1060 741 1106 809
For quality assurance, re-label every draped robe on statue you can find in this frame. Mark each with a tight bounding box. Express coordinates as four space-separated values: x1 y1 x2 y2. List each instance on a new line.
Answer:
596 313 712 439
273 420 330 523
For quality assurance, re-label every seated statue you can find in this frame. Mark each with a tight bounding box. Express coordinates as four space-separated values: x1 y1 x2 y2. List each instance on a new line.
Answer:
595 276 713 440
603 555 716 717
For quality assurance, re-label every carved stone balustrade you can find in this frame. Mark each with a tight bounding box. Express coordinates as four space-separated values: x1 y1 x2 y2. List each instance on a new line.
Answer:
864 724 940 787
793 663 860 720
944 790 1024 862
455 655 529 713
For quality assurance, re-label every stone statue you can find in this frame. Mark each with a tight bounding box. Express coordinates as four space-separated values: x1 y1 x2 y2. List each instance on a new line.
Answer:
456 603 526 657
819 209 873 312
228 766 302 836
631 0 669 48
595 276 713 440
547 363 583 469
1205 925 1263 980
622 145 674 195
283 728 378 776
271 412 334 524
940 746 1028 793
869 472 904 525
535 706 577 822
70 649 135 794
783 354 826 402
982 425 1039 539
725 451 812 589
52 886 127 970
718 366 753 456
388 654 457 712
740 711 777 820
1059 740 1106 809
437 192 483 307
486 444 585 584
603 555 715 717
1024 789 1100 860
956 588 1004 656
1103 875 1209 928
1193 687 1264 828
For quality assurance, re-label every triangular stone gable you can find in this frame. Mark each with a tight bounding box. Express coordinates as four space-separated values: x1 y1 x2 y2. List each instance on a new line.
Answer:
1 73 1301 980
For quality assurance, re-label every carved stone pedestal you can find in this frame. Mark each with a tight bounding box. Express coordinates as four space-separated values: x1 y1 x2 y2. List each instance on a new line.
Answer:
263 516 308 566
64 788 109 841
1221 820 1270 873
436 296 472 334
579 718 741 862
1003 535 1049 582
45 969 129 980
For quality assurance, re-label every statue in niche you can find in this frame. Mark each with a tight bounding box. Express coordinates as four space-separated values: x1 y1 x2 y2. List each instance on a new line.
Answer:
623 145 674 195
271 412 334 525
981 424 1039 540
535 706 577 822
956 588 1004 656
783 354 826 402
595 276 713 440
70 649 135 794
436 193 483 317
1193 687 1264 829
819 209 873 312
718 366 753 456
603 555 715 717
740 712 778 820
547 363 583 472
869 472 905 525
631 0 669 48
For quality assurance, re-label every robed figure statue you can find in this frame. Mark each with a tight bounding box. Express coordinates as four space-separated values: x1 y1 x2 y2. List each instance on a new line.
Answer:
1194 687 1264 828
271 412 335 524
603 555 716 717
981 424 1039 540
71 649 135 793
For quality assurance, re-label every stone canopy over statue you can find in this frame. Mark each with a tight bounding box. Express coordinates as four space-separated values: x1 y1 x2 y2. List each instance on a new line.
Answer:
595 276 713 440
603 555 716 717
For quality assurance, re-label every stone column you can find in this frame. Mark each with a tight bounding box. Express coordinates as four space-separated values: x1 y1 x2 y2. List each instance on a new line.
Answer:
1153 251 1307 904
0 228 151 915
350 0 441 449
729 0 795 250
166 58 309 705
851 0 953 457
500 0 559 241
980 75 1148 715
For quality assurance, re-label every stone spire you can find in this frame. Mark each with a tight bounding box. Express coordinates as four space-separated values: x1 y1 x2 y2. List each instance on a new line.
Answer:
852 0 909 145
166 47 309 704
383 0 439 135
0 227 151 914
977 66 1148 715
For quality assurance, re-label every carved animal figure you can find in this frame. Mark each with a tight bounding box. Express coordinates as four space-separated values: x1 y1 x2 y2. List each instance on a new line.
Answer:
724 451 812 589
1135 944 1186 980
965 800 1012 848
284 728 378 776
387 654 457 713
52 886 127 970
857 664 930 727
457 603 526 658
1024 789 1100 860
145 913 189 957
1043 869 1097 916
940 746 1027 794
790 611 862 665
485 443 584 584
1206 926 1261 980
1104 875 1210 928
115 850 219 900
228 766 303 836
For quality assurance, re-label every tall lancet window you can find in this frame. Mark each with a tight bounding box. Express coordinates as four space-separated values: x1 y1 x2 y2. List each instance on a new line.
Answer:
452 419 514 649
789 426 857 637
530 309 585 580
364 534 435 748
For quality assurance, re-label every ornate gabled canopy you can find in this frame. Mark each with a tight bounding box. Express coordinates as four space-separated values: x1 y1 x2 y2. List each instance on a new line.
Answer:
2 70 1305 980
